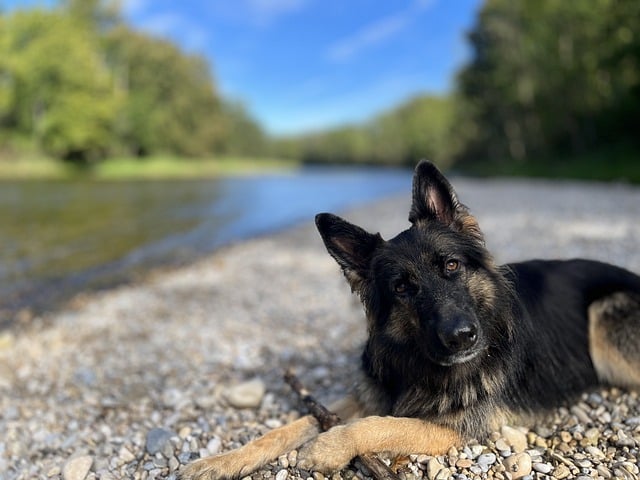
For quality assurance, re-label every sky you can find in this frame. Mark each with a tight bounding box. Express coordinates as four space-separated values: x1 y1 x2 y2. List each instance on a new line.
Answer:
2 0 483 136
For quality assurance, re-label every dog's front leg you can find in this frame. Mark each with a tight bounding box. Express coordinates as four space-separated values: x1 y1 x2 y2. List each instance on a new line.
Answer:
298 416 461 473
180 415 320 480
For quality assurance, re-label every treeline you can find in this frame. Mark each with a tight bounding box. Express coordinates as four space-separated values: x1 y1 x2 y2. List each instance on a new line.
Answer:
276 0 640 170
0 0 266 162
273 96 453 167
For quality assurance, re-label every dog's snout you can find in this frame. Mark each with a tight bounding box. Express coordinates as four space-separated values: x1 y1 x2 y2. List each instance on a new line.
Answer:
439 318 479 353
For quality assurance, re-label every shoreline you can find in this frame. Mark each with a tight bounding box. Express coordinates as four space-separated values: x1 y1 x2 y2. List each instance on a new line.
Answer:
1 179 640 479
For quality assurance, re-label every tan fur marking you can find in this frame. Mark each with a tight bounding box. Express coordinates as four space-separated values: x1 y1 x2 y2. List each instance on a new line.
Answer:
298 416 461 472
180 416 320 480
588 299 640 388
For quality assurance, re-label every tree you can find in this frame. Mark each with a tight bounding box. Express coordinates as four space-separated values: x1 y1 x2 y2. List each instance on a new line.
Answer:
0 9 120 161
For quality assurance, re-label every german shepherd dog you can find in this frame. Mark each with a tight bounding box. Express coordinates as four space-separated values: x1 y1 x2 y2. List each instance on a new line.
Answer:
182 160 640 479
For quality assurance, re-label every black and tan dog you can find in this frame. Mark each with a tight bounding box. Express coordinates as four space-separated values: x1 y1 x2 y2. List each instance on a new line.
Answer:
182 160 640 479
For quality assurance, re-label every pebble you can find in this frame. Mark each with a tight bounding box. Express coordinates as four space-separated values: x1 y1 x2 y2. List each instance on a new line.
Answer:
206 437 222 455
503 452 532 480
62 455 93 480
501 425 528 453
145 428 176 455
426 457 445 480
224 379 266 408
532 462 552 474
552 463 571 479
275 469 289 480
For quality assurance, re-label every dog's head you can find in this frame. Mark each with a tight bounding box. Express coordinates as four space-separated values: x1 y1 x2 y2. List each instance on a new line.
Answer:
316 160 503 368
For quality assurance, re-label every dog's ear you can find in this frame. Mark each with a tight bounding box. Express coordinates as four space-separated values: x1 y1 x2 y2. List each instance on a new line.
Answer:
409 160 484 244
315 213 383 291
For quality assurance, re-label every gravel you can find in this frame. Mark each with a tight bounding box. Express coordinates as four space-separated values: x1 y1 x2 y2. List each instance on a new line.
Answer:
1 177 640 480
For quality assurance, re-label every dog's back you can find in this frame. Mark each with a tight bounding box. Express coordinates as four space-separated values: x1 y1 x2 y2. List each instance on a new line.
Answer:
504 259 640 411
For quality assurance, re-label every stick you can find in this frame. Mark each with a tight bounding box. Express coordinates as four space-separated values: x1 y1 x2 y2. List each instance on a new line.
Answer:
284 369 401 480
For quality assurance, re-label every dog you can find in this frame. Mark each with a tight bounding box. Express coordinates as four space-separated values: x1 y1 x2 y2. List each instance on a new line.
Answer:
181 160 640 479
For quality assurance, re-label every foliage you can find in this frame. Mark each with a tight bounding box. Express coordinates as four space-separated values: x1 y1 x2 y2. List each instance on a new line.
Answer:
0 1 266 164
273 95 455 168
454 0 640 166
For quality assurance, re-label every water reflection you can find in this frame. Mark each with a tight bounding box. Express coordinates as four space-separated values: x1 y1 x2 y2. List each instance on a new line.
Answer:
0 167 411 324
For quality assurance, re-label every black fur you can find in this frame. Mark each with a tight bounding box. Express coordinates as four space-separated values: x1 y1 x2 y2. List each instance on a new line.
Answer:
316 160 640 440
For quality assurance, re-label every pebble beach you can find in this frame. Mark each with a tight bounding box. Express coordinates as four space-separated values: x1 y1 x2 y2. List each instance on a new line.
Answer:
1 177 640 480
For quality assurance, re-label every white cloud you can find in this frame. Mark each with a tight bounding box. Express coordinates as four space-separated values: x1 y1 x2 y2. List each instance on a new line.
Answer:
326 0 437 63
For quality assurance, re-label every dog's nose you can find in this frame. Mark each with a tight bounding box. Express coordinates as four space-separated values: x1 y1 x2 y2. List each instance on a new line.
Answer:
439 320 478 353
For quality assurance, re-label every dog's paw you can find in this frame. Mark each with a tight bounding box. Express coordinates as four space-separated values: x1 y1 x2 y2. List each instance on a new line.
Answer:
297 426 355 473
179 452 252 480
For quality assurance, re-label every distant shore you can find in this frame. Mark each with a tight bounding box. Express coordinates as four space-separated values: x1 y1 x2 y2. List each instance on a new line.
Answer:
0 155 299 180
1 178 640 479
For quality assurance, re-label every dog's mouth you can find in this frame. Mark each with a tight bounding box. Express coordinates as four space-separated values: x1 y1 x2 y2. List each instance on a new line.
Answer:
426 336 487 367
432 347 484 367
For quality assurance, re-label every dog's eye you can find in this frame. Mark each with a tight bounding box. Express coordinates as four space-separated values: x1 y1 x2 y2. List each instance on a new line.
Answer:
393 280 409 295
445 259 461 273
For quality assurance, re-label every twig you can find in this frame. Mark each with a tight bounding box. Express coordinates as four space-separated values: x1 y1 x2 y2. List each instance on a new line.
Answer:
284 369 401 480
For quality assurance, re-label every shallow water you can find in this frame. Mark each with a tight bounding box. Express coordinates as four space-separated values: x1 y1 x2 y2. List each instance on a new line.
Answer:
0 166 411 324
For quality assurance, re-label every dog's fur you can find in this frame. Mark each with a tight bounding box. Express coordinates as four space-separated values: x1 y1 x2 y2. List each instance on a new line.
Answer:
182 160 640 479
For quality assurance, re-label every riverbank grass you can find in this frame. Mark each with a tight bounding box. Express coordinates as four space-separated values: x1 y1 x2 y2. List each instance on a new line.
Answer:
0 156 298 180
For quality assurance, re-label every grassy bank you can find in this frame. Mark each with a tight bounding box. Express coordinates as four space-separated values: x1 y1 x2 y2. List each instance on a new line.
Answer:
0 155 299 180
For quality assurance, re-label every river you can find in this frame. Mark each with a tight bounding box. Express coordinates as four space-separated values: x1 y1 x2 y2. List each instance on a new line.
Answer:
0 166 412 325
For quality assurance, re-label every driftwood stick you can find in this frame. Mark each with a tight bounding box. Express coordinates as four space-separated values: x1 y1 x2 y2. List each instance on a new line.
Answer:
284 369 400 480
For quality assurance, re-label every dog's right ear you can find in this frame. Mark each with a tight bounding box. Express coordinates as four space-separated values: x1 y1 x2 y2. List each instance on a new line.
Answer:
315 213 383 292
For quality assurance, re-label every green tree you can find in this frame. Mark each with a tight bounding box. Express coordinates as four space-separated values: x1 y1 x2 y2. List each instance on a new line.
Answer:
0 9 120 161
455 0 640 165
104 26 226 157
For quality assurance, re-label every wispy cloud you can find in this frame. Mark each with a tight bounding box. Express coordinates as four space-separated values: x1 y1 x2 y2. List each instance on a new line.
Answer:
326 0 437 63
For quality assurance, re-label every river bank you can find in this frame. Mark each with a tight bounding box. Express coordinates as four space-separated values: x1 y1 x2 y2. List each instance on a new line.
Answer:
1 178 640 480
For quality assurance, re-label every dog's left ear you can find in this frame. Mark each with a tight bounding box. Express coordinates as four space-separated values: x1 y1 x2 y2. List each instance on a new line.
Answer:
409 160 484 244
315 213 383 292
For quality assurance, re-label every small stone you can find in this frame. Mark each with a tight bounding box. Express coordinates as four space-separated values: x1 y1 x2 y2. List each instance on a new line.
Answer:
169 456 180 472
501 426 528 453
476 452 497 472
146 428 176 455
434 468 450 480
118 446 136 464
287 450 298 467
596 465 612 479
63 455 93 480
47 466 62 476
552 463 571 479
275 469 288 480
278 455 289 469
532 462 552 474
312 472 325 480
426 457 444 480
456 459 473 469
573 458 592 469
207 437 222 455
570 405 591 424
224 379 266 409
584 446 605 459
503 452 532 480
495 439 510 451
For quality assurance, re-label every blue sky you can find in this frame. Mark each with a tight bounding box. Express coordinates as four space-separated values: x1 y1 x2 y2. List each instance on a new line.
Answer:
2 0 482 136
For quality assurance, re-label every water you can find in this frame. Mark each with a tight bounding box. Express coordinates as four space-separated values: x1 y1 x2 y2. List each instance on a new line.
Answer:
0 166 411 325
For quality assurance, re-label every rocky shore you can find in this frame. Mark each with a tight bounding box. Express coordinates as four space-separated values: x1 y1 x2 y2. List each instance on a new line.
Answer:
1 177 640 480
